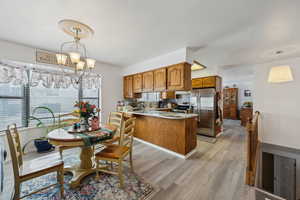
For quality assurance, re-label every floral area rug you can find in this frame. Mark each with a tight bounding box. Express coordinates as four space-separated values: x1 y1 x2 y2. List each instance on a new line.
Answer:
20 154 156 200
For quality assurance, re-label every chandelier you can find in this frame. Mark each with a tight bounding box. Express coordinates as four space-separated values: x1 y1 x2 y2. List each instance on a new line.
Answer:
56 19 96 83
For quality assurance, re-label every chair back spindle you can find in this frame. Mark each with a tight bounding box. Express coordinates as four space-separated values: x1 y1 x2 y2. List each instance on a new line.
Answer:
6 124 23 179
120 117 136 148
107 112 124 135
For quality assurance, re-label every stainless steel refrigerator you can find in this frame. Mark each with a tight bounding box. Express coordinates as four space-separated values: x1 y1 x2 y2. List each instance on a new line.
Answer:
191 88 221 137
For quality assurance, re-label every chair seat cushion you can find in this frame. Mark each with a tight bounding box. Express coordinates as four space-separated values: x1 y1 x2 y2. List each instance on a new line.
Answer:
20 152 63 178
95 145 129 159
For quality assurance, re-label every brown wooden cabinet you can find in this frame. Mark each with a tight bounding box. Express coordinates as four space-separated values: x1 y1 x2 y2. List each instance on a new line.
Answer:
223 88 238 119
167 62 191 91
123 75 142 99
123 76 133 98
160 91 175 99
153 68 167 91
240 107 253 126
192 76 221 90
133 74 142 93
203 76 216 88
192 78 203 88
123 62 191 98
142 71 154 92
134 115 197 155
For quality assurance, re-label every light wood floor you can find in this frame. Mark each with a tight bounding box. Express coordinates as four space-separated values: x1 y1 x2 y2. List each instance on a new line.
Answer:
1 120 254 200
133 119 255 200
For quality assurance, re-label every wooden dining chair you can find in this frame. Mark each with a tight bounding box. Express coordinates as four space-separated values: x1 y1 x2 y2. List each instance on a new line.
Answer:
58 112 81 157
103 112 124 145
93 112 124 153
6 124 64 200
58 112 81 127
95 117 136 188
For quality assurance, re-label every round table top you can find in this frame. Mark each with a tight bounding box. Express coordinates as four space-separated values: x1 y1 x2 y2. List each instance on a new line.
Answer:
47 124 117 142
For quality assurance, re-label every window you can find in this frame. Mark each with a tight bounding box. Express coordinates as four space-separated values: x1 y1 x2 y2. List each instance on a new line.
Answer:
0 83 24 130
0 76 101 130
81 88 100 107
30 85 79 117
29 85 79 126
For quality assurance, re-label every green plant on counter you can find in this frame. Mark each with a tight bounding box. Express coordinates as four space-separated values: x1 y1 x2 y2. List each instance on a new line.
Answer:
243 101 253 108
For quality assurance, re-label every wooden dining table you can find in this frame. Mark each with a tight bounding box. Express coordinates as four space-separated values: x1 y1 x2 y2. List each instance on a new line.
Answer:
47 124 117 188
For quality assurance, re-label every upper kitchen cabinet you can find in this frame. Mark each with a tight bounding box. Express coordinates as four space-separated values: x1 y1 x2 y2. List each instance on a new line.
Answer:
124 75 142 99
167 62 191 91
123 62 191 97
192 76 222 91
202 76 216 88
153 68 167 91
133 73 142 93
142 71 154 92
192 78 203 88
123 76 133 98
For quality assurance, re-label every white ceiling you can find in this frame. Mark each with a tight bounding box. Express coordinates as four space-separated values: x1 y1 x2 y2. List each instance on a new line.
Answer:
0 0 300 67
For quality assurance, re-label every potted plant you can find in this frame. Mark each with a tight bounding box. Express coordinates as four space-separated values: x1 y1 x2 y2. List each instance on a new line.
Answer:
243 101 253 108
22 106 57 154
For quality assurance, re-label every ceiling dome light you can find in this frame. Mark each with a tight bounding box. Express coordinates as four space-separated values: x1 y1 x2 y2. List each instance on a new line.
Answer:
191 60 207 71
268 65 293 83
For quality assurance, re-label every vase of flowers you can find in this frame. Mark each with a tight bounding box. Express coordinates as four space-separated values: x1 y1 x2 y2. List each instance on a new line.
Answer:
74 101 100 130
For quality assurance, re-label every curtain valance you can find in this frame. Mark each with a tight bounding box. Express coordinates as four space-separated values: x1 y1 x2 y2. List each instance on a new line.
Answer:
0 60 101 89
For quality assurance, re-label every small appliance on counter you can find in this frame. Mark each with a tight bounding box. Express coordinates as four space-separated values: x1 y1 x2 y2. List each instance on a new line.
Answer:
172 104 193 113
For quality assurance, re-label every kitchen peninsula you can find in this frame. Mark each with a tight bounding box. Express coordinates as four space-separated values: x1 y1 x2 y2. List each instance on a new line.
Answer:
128 111 198 158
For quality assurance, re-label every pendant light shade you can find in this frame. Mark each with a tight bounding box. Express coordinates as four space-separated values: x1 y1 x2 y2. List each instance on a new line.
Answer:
69 52 81 64
86 58 96 69
56 54 67 65
268 65 294 83
76 61 85 71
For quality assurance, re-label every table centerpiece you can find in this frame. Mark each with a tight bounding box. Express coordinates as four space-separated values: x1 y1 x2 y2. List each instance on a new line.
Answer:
74 101 100 131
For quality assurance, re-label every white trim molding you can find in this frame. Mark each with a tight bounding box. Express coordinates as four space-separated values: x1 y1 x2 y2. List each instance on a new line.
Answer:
134 137 197 159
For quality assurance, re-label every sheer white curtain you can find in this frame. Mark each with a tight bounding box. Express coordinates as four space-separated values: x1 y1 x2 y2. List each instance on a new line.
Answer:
0 60 101 89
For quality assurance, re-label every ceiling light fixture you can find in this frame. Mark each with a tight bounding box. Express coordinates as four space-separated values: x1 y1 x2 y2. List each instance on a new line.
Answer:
56 19 96 83
268 65 294 83
191 60 207 71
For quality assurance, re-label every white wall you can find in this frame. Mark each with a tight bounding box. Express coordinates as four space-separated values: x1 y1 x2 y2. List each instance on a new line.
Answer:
122 48 187 75
0 40 35 63
94 62 122 122
254 57 300 149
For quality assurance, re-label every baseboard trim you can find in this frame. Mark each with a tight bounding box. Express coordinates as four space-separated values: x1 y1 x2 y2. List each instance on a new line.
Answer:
134 137 197 159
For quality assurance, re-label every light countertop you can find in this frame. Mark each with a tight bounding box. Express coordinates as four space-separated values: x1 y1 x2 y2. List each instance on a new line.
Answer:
125 111 198 120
